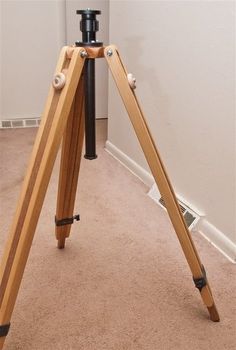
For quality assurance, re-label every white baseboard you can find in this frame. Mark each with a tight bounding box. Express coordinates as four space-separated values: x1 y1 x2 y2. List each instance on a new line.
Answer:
105 140 236 264
198 220 236 263
0 117 106 129
105 140 154 187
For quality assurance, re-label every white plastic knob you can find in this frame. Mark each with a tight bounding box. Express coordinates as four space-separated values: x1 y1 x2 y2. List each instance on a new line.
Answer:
52 73 66 90
127 73 136 89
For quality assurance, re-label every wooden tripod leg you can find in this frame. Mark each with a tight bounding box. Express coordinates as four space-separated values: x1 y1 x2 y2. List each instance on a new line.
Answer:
0 46 85 348
55 76 85 249
105 45 219 322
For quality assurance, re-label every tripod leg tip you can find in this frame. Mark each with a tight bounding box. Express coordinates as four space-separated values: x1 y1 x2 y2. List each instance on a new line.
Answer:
207 304 220 322
57 238 66 249
0 336 6 350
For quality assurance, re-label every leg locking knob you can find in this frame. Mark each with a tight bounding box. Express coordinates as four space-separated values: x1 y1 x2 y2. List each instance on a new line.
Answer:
52 73 66 90
127 73 136 89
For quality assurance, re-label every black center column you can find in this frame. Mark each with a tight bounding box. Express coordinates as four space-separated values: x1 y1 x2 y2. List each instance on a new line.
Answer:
76 9 103 160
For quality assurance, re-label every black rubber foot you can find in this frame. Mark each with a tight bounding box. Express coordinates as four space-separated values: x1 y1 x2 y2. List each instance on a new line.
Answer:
84 154 98 160
0 323 10 337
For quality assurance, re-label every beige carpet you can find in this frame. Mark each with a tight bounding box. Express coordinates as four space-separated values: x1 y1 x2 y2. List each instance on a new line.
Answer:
0 120 235 350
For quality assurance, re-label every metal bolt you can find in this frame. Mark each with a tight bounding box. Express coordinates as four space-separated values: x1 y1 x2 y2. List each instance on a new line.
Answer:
106 49 113 57
80 50 88 58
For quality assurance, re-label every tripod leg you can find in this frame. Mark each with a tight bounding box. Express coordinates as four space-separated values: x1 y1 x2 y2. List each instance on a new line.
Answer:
55 77 85 249
105 45 219 322
0 46 85 348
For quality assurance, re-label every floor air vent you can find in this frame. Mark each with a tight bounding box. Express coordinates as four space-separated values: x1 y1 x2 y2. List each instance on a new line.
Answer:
0 118 41 129
148 184 201 230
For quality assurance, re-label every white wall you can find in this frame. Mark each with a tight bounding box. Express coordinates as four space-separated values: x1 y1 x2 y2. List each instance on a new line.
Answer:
0 0 109 121
65 0 109 118
108 1 236 251
0 0 66 120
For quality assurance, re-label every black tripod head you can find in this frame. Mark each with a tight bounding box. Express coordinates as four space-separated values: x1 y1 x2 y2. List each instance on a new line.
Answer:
76 9 103 47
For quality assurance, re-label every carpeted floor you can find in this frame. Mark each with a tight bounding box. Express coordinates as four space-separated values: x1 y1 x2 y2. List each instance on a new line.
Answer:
0 119 235 350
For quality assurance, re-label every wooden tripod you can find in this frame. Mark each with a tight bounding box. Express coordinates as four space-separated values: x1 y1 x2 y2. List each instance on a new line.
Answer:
0 44 219 348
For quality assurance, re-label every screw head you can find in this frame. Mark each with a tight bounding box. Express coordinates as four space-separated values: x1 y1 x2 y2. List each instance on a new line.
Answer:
106 49 113 57
80 50 88 58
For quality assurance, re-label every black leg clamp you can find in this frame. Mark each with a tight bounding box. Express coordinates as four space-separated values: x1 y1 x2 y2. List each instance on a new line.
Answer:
0 323 10 337
193 265 207 291
55 214 80 227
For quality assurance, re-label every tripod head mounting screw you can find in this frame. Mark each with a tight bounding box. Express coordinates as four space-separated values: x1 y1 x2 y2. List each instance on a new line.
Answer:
76 9 103 47
127 73 136 89
52 72 66 90
80 50 88 58
106 49 113 57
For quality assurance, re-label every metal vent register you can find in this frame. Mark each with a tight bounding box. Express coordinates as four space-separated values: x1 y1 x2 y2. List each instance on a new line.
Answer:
0 118 41 129
148 184 200 230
